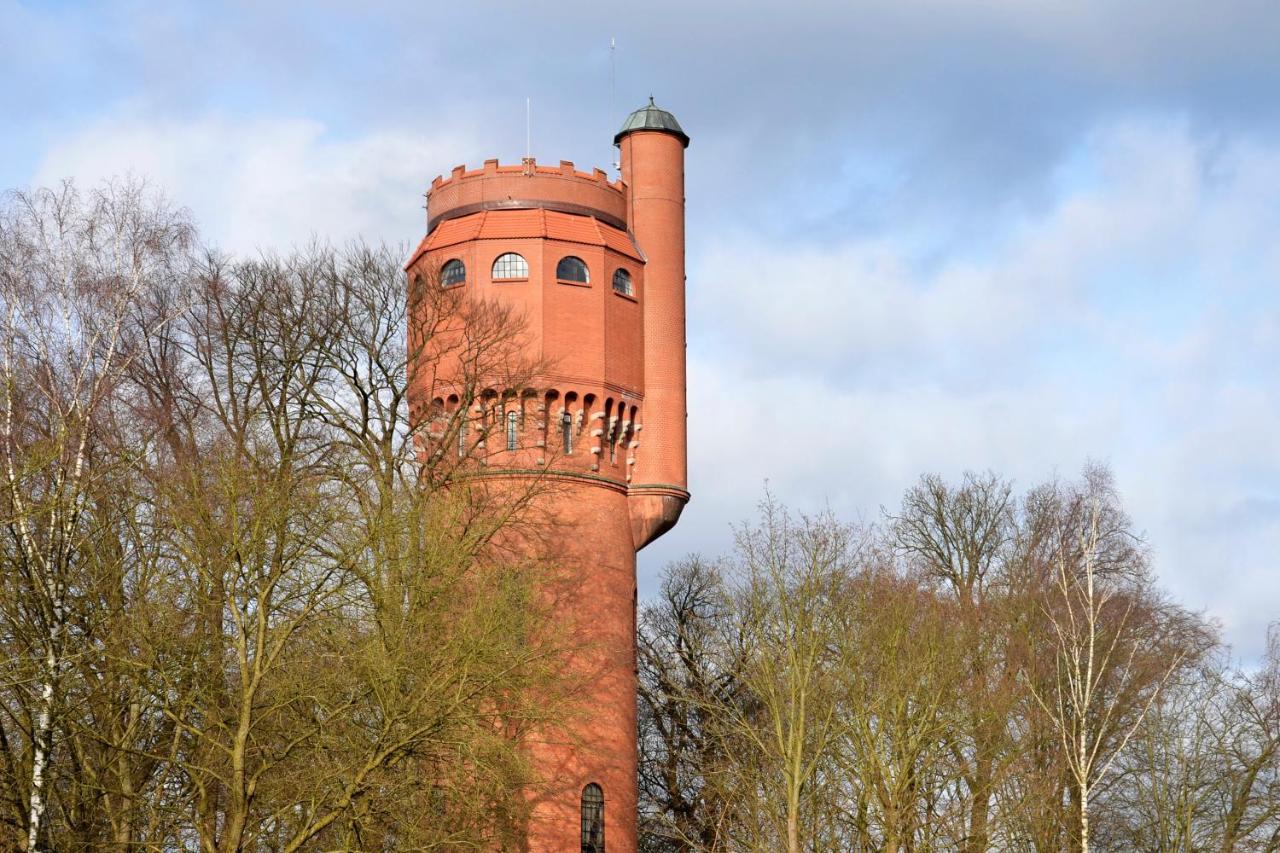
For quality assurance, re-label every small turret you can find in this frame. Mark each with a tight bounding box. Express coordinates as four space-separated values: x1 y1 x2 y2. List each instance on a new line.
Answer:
617 99 690 549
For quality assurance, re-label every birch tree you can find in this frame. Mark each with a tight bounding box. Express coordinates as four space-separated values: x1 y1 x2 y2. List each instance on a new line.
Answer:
0 181 192 850
1027 485 1197 852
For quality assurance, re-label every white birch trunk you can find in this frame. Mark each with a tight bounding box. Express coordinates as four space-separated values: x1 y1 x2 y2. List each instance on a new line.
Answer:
26 645 57 852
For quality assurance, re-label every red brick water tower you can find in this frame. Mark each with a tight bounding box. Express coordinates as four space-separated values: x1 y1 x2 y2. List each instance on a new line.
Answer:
406 100 689 852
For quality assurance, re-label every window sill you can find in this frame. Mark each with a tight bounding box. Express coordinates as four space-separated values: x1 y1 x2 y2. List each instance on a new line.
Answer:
557 279 591 288
493 277 529 284
612 289 638 302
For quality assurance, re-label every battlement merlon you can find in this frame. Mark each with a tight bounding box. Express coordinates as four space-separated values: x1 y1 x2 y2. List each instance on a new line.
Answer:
427 158 628 234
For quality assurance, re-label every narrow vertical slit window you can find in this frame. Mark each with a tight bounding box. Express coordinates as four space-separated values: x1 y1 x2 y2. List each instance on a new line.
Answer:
562 411 573 455
457 420 467 458
581 783 604 852
506 411 519 451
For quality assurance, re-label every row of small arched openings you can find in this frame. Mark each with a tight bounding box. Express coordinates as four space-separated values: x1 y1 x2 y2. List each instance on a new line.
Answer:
426 389 640 470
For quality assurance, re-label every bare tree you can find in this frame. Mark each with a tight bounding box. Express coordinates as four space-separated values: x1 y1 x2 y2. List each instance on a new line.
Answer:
0 180 192 850
1214 626 1280 851
830 565 968 851
888 471 1019 851
0 181 579 848
713 500 863 853
117 244 569 851
1026 478 1199 852
637 557 737 852
637 470 1221 852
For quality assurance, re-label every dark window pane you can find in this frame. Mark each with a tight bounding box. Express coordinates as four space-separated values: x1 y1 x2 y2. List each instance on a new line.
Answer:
557 256 590 283
581 783 604 853
611 268 633 296
441 259 466 287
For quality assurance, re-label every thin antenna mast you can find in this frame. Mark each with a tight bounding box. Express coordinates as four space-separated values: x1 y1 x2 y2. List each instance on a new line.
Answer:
610 37 620 172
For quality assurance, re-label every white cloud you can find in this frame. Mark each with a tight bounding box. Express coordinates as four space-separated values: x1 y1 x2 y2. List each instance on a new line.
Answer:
645 118 1280 662
27 108 1280 661
32 113 478 253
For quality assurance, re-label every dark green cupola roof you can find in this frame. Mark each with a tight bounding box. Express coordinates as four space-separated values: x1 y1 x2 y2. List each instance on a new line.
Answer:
614 97 689 148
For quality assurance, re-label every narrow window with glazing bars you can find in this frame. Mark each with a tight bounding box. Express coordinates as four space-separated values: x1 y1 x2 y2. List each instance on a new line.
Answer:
506 411 519 450
562 411 573 455
581 784 604 853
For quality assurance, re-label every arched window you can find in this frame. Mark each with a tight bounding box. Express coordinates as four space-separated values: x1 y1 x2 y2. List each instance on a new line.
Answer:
506 410 519 451
556 256 589 284
491 252 529 280
611 268 633 296
581 783 604 853
441 259 466 287
561 411 573 455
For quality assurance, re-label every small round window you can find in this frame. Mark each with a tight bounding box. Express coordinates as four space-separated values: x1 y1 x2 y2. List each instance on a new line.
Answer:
492 252 529 280
441 259 466 287
556 256 589 284
612 268 633 296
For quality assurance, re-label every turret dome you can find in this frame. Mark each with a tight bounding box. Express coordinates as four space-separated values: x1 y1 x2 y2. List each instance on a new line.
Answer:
614 97 689 148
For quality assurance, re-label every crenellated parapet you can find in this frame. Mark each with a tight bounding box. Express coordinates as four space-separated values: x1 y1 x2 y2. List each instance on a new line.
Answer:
427 158 628 234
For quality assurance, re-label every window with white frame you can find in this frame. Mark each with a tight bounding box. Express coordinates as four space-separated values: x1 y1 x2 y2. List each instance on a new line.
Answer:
492 252 529 280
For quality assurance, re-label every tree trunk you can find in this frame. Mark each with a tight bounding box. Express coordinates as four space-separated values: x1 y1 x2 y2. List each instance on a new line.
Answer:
26 645 58 852
966 757 991 853
1078 780 1089 853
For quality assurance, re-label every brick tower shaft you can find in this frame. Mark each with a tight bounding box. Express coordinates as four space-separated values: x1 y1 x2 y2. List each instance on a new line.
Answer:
406 100 689 853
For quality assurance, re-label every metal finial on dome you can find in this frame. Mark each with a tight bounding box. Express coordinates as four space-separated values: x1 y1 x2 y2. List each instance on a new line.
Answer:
614 98 689 148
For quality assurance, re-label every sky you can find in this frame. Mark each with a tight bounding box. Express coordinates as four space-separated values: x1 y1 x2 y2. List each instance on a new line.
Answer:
4 0 1278 660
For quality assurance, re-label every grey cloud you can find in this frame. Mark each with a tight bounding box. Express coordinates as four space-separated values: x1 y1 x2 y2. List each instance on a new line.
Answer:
9 0 1280 660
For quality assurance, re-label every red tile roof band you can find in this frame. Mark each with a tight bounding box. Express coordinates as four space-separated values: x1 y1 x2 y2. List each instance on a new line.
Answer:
408 209 644 269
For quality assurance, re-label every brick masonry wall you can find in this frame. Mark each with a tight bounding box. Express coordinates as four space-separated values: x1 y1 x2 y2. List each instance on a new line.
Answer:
406 126 687 853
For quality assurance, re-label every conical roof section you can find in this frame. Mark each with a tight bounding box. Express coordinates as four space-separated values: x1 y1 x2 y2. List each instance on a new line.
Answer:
614 97 689 148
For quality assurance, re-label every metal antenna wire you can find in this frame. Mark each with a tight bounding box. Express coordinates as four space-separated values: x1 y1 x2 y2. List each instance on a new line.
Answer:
610 36 620 173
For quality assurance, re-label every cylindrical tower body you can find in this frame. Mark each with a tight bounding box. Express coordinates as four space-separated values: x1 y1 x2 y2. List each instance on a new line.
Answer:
405 103 688 853
616 104 690 549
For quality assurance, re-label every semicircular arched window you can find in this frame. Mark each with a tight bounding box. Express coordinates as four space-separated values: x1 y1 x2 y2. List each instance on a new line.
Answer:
556 256 590 284
581 783 604 852
441 259 466 288
611 268 633 296
491 252 529 280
